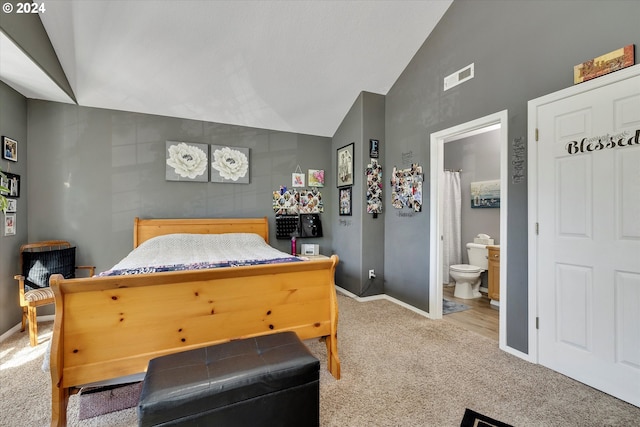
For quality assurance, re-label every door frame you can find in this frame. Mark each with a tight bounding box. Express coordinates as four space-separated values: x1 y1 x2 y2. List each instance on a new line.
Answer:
429 110 508 352
527 63 640 365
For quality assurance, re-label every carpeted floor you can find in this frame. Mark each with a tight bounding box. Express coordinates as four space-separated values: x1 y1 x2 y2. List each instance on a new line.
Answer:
2 293 639 426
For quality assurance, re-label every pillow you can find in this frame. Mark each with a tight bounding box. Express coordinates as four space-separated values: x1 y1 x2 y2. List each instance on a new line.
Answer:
23 247 76 291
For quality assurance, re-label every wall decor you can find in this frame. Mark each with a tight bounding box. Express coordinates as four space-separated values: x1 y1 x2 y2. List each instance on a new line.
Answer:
339 186 352 216
308 169 324 187
369 139 380 158
273 186 324 214
2 136 17 162
366 159 383 214
0 172 20 197
471 179 500 208
273 186 299 215
292 165 305 187
211 145 250 184
390 164 423 212
4 213 16 235
337 143 354 187
299 188 323 213
6 198 16 213
574 44 634 84
166 141 209 182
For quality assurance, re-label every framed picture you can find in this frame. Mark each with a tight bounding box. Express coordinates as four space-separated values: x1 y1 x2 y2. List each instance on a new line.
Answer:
471 180 500 208
339 186 352 216
337 143 354 187
6 198 16 213
292 172 305 188
0 173 20 198
369 139 379 159
308 169 324 187
211 145 250 184
4 213 16 236
2 136 17 162
165 141 209 182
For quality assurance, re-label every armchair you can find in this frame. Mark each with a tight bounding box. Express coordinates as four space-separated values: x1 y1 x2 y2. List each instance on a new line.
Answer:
15 240 95 346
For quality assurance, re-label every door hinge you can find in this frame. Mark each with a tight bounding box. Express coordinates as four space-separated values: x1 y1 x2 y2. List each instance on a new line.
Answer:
535 222 539 235
535 128 539 141
536 317 539 329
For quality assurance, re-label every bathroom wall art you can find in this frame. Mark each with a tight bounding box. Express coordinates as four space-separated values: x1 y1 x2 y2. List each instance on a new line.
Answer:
470 179 500 208
390 163 423 212
211 145 250 184
166 141 209 182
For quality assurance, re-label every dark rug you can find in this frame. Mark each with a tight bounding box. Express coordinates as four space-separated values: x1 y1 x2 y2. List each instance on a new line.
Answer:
443 298 470 315
460 408 513 427
78 382 143 420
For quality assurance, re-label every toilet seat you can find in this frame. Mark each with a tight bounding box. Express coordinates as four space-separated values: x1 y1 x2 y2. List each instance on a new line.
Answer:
450 264 482 273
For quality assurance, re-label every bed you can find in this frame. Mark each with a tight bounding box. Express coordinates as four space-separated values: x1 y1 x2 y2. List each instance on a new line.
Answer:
48 217 340 427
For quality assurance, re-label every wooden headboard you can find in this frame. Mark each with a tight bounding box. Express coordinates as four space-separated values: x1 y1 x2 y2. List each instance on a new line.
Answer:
133 217 270 248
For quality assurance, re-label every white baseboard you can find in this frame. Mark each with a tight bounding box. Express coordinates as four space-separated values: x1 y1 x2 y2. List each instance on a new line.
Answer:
335 285 435 319
0 315 55 344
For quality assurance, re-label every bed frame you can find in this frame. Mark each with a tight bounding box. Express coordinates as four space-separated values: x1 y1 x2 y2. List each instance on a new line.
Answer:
49 217 340 427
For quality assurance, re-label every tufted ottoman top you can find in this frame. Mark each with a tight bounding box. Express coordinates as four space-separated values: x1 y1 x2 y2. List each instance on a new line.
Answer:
138 331 319 426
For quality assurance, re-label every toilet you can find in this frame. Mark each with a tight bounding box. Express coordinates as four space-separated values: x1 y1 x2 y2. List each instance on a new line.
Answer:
449 242 489 299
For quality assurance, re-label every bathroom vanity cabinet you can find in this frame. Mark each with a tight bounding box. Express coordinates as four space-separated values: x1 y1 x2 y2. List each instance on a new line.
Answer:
488 246 500 302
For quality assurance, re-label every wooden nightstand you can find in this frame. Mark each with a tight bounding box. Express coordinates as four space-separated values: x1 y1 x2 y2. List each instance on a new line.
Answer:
298 254 330 261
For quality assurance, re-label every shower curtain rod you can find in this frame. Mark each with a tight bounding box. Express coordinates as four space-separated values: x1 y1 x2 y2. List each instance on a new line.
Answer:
444 168 462 172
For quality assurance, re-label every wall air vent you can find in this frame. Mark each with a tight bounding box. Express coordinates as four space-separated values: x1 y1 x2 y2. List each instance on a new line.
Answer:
444 63 474 91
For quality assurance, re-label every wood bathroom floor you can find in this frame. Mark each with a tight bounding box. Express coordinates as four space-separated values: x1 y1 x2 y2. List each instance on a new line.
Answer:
443 285 499 341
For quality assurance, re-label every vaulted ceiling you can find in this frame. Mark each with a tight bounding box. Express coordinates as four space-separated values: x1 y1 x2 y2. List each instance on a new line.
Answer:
2 1 452 137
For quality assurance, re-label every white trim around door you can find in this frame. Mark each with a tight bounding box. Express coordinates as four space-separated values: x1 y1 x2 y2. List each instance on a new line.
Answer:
429 110 510 354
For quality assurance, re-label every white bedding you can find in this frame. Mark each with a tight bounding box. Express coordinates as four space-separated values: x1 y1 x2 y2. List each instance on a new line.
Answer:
103 233 296 274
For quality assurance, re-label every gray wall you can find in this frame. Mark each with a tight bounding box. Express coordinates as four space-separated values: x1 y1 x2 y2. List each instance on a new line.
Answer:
26 100 333 275
331 92 385 296
0 82 29 334
384 0 640 353
444 129 501 256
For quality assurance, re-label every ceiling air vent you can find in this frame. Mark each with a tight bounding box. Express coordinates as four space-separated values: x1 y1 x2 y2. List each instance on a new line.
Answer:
444 63 474 91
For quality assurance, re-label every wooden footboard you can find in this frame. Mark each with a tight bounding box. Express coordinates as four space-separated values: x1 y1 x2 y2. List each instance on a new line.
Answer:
49 255 340 427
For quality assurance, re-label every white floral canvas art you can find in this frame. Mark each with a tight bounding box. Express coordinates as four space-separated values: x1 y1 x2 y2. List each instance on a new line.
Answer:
210 145 250 184
166 141 209 182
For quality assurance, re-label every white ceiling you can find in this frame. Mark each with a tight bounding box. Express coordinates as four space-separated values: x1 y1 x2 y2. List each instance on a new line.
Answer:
6 0 452 137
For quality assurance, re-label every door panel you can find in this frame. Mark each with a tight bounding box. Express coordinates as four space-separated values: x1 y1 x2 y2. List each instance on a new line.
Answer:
535 70 640 406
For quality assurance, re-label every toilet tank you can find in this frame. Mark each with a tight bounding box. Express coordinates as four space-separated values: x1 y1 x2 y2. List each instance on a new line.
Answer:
466 243 488 269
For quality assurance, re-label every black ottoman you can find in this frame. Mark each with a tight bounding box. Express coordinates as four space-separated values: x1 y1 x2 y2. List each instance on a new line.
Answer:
137 331 320 427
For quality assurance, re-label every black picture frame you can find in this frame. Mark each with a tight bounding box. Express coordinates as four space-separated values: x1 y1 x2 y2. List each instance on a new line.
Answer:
337 143 354 187
339 186 352 216
2 136 18 162
0 172 20 198
369 139 379 158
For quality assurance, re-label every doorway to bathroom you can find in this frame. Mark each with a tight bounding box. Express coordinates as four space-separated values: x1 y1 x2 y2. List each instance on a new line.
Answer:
429 110 508 350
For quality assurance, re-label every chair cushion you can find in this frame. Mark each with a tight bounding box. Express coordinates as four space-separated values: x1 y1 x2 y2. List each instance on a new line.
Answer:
22 247 76 291
24 287 55 303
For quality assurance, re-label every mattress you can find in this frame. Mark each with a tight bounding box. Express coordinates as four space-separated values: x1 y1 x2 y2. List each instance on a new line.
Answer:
99 233 300 276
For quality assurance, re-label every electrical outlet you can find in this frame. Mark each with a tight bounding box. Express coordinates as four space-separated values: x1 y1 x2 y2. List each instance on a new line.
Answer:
368 269 376 279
